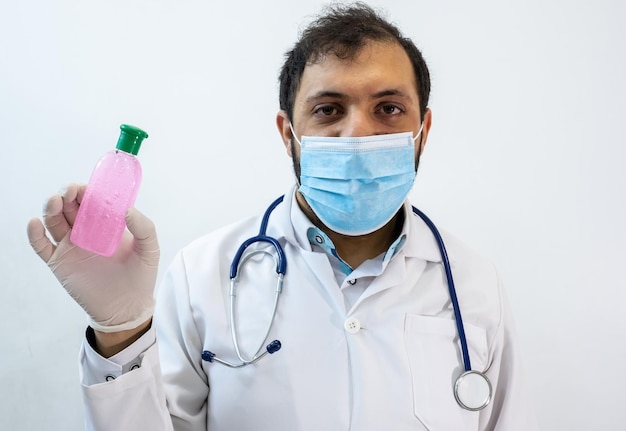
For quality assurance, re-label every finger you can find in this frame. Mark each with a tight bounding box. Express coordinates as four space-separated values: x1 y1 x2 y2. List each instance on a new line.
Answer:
43 194 71 243
27 217 56 263
126 207 160 263
62 183 81 226
76 183 87 204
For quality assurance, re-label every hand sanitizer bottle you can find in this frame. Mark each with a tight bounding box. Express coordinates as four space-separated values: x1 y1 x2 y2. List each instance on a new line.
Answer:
71 124 148 256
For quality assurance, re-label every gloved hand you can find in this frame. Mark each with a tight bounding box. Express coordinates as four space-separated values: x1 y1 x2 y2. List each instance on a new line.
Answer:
27 183 160 333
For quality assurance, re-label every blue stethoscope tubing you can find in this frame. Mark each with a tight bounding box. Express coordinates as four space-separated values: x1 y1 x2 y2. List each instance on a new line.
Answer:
412 207 492 411
410 207 471 372
201 195 285 368
229 195 287 280
202 195 492 410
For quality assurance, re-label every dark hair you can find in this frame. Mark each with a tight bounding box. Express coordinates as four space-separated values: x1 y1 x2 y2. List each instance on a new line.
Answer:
278 2 431 122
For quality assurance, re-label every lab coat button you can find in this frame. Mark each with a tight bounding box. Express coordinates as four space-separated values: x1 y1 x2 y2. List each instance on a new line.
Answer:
344 317 361 334
105 375 116 382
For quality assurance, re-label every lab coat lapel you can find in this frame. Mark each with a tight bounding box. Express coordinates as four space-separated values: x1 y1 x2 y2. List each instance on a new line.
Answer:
351 203 444 307
264 188 347 312
404 204 444 265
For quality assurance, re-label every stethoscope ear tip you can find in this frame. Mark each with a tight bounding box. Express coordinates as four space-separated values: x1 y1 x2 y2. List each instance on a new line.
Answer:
267 340 281 354
202 351 216 362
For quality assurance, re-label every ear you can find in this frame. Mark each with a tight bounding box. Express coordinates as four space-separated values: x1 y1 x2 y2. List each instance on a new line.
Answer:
418 108 433 155
276 110 294 157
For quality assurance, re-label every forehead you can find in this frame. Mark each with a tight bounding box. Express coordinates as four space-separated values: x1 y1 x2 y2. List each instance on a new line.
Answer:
296 41 419 105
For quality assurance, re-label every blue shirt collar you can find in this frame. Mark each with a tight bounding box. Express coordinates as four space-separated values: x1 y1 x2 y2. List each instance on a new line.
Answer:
288 187 408 275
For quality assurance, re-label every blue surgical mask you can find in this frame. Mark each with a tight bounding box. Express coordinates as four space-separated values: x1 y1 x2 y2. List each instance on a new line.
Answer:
291 124 423 236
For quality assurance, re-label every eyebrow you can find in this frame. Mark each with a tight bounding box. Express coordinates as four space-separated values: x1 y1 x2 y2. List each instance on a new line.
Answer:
371 89 411 100
305 91 344 104
304 89 412 104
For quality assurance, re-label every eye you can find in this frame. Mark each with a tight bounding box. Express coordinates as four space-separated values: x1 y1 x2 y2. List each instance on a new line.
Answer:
313 105 341 117
378 104 404 115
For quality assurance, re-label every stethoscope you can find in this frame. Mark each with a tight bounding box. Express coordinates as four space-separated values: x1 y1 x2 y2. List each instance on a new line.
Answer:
202 195 493 411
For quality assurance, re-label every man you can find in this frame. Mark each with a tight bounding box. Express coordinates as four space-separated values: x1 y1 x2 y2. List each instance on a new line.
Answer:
28 3 537 430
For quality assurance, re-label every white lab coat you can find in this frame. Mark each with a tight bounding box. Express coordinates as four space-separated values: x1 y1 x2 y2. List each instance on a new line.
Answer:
80 188 537 430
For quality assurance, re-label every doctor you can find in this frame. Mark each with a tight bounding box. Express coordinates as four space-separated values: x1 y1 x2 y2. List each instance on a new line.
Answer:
27 3 537 430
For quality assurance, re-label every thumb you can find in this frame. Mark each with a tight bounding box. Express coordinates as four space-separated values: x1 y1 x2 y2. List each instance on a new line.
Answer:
126 207 160 261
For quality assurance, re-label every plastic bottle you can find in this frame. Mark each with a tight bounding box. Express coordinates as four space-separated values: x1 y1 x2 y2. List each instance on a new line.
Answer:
70 124 148 256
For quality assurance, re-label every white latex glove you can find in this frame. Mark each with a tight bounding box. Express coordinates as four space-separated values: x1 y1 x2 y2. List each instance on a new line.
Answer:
27 183 160 333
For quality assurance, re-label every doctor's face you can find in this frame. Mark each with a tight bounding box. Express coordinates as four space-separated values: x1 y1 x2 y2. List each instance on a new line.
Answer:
277 40 432 169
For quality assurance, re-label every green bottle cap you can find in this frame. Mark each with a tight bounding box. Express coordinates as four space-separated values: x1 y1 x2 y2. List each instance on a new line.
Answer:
116 124 148 155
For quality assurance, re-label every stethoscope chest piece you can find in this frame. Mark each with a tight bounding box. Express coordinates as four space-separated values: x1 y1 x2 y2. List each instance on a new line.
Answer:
454 370 492 411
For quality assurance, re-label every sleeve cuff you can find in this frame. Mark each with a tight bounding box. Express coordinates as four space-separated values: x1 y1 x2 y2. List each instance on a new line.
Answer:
80 325 157 386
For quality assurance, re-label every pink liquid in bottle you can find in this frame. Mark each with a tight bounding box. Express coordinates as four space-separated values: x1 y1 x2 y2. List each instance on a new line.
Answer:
70 124 148 256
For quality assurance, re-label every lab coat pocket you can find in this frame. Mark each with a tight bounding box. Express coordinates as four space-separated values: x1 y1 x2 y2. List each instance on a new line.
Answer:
404 314 488 430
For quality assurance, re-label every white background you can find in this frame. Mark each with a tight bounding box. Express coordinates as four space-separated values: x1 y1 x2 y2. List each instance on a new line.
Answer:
1 0 624 429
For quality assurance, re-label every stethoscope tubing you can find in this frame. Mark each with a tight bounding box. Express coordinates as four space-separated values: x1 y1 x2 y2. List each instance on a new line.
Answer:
230 195 287 279
411 206 472 373
202 195 287 368
230 250 284 363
